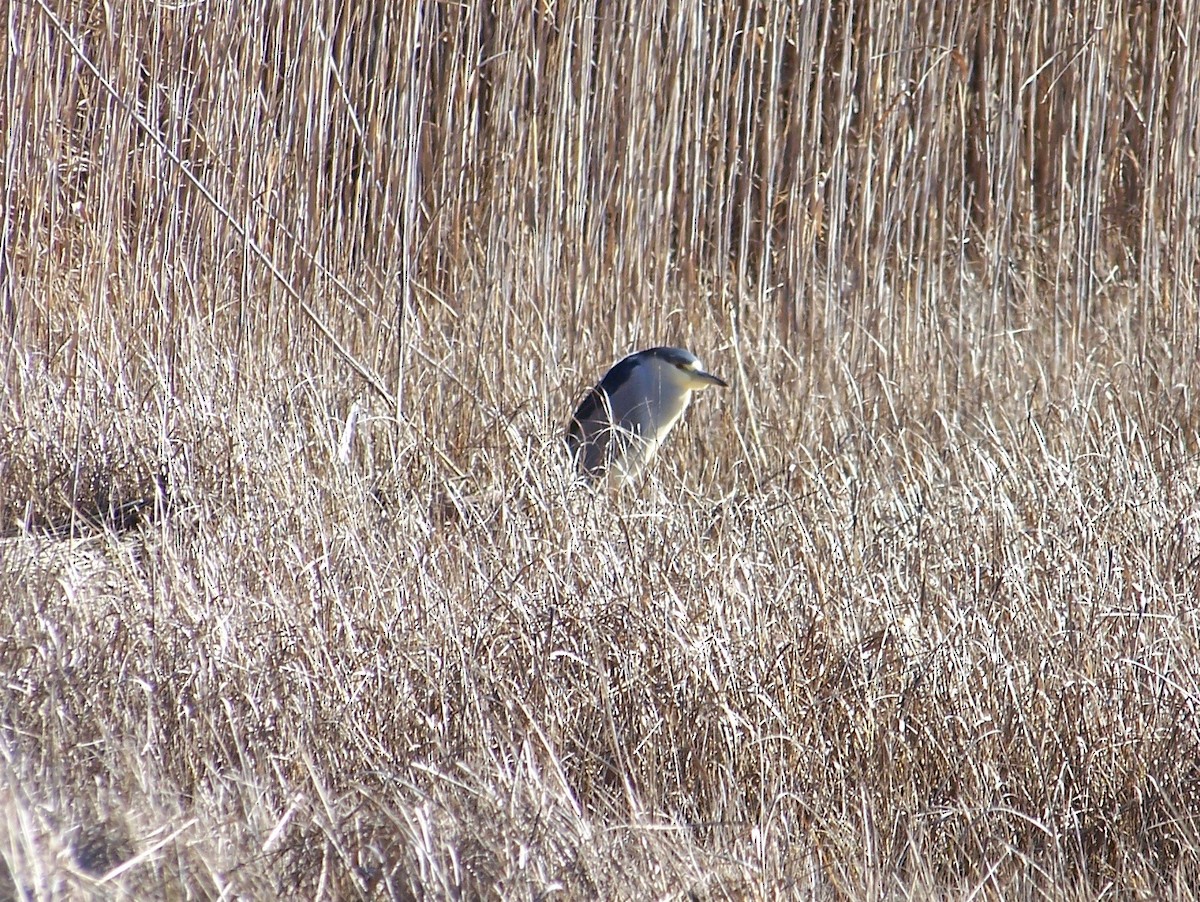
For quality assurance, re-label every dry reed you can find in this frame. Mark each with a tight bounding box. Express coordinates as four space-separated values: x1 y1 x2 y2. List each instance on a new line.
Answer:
3 0 1200 897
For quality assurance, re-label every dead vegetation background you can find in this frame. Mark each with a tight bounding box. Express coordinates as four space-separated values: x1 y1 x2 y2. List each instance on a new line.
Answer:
4 0 1200 897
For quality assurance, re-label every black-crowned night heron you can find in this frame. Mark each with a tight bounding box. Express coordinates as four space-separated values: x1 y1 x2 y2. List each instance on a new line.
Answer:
565 346 728 485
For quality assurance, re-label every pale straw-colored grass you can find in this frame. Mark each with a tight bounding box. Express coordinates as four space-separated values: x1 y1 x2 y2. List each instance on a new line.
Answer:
4 0 1200 897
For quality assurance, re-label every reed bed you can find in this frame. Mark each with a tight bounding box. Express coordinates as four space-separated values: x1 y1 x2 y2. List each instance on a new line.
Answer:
4 0 1200 897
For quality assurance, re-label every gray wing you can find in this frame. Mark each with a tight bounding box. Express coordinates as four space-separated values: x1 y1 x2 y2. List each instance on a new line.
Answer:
566 356 647 479
566 385 617 477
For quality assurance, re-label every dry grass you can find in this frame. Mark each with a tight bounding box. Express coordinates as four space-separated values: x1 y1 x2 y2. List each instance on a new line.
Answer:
4 0 1200 897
